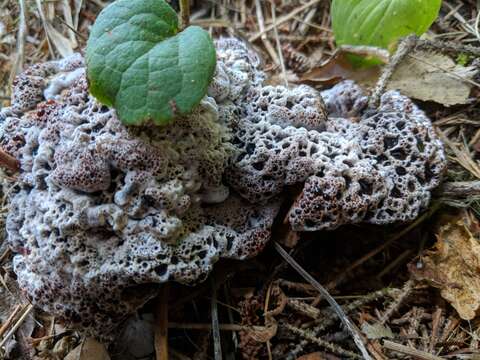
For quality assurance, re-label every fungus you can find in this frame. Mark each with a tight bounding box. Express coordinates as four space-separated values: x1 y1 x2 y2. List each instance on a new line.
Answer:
1 53 280 335
0 37 446 336
212 38 446 231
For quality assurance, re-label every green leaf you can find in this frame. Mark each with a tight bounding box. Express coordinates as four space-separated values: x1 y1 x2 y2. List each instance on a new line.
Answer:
331 0 441 67
86 0 216 125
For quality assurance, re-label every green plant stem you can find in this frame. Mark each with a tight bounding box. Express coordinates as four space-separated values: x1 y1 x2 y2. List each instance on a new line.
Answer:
179 0 190 29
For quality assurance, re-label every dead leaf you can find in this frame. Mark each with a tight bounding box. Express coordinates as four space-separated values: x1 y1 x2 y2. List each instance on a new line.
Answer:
65 338 110 360
361 322 394 340
388 51 477 106
51 335 78 359
300 48 476 108
409 213 480 320
300 52 381 88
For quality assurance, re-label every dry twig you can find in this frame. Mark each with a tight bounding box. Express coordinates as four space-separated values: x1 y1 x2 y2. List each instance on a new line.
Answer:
369 35 417 109
211 277 222 360
0 304 34 348
155 284 169 360
383 340 444 360
274 242 373 360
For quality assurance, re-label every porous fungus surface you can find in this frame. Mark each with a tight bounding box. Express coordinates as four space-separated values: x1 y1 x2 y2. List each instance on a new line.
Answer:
1 53 280 333
212 38 447 231
1 37 447 334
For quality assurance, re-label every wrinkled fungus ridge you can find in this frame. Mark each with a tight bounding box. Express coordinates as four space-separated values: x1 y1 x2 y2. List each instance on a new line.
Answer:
212 38 446 231
1 52 280 334
0 38 446 335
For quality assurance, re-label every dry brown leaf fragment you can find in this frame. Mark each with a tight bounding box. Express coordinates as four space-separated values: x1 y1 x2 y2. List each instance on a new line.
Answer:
50 335 79 359
299 51 381 88
300 49 476 108
388 50 477 106
64 337 110 360
409 214 480 320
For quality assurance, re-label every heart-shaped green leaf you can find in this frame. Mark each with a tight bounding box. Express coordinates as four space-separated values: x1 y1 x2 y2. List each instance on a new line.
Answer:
331 0 441 66
86 0 216 125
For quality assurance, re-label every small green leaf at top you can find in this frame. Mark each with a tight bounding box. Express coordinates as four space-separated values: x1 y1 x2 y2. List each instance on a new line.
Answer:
86 0 217 126
331 0 442 67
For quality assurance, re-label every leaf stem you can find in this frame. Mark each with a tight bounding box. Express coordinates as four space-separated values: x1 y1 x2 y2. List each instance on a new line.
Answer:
179 0 190 29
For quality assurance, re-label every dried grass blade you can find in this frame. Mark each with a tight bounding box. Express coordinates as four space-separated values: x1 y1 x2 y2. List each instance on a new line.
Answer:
274 242 373 360
62 0 78 48
439 130 480 179
0 304 34 348
383 340 444 360
211 277 222 360
0 305 23 338
249 0 321 42
154 284 169 360
72 0 84 30
9 0 27 87
35 0 74 58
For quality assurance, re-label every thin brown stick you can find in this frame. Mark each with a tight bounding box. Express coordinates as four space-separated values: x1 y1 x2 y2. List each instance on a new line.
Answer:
415 38 480 57
264 283 273 360
298 7 318 35
9 0 27 88
29 331 70 345
439 317 460 344
271 3 288 87
0 249 11 265
191 19 231 28
369 35 417 109
54 15 87 41
155 284 169 360
383 340 444 360
429 307 443 353
0 148 20 172
248 0 321 42
376 249 413 279
179 0 190 29
254 0 279 65
168 322 264 331
210 277 222 360
441 181 480 197
0 304 34 348
222 285 238 349
0 305 23 338
439 130 480 179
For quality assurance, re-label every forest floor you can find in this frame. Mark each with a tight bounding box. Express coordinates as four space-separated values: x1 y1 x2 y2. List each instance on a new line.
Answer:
1 0 480 359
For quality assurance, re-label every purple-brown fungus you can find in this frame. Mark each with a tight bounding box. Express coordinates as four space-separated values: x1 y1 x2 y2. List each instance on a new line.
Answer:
212 38 446 231
0 37 446 335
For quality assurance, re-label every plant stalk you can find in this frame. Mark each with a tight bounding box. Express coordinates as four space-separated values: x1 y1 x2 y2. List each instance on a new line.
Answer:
179 0 190 29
